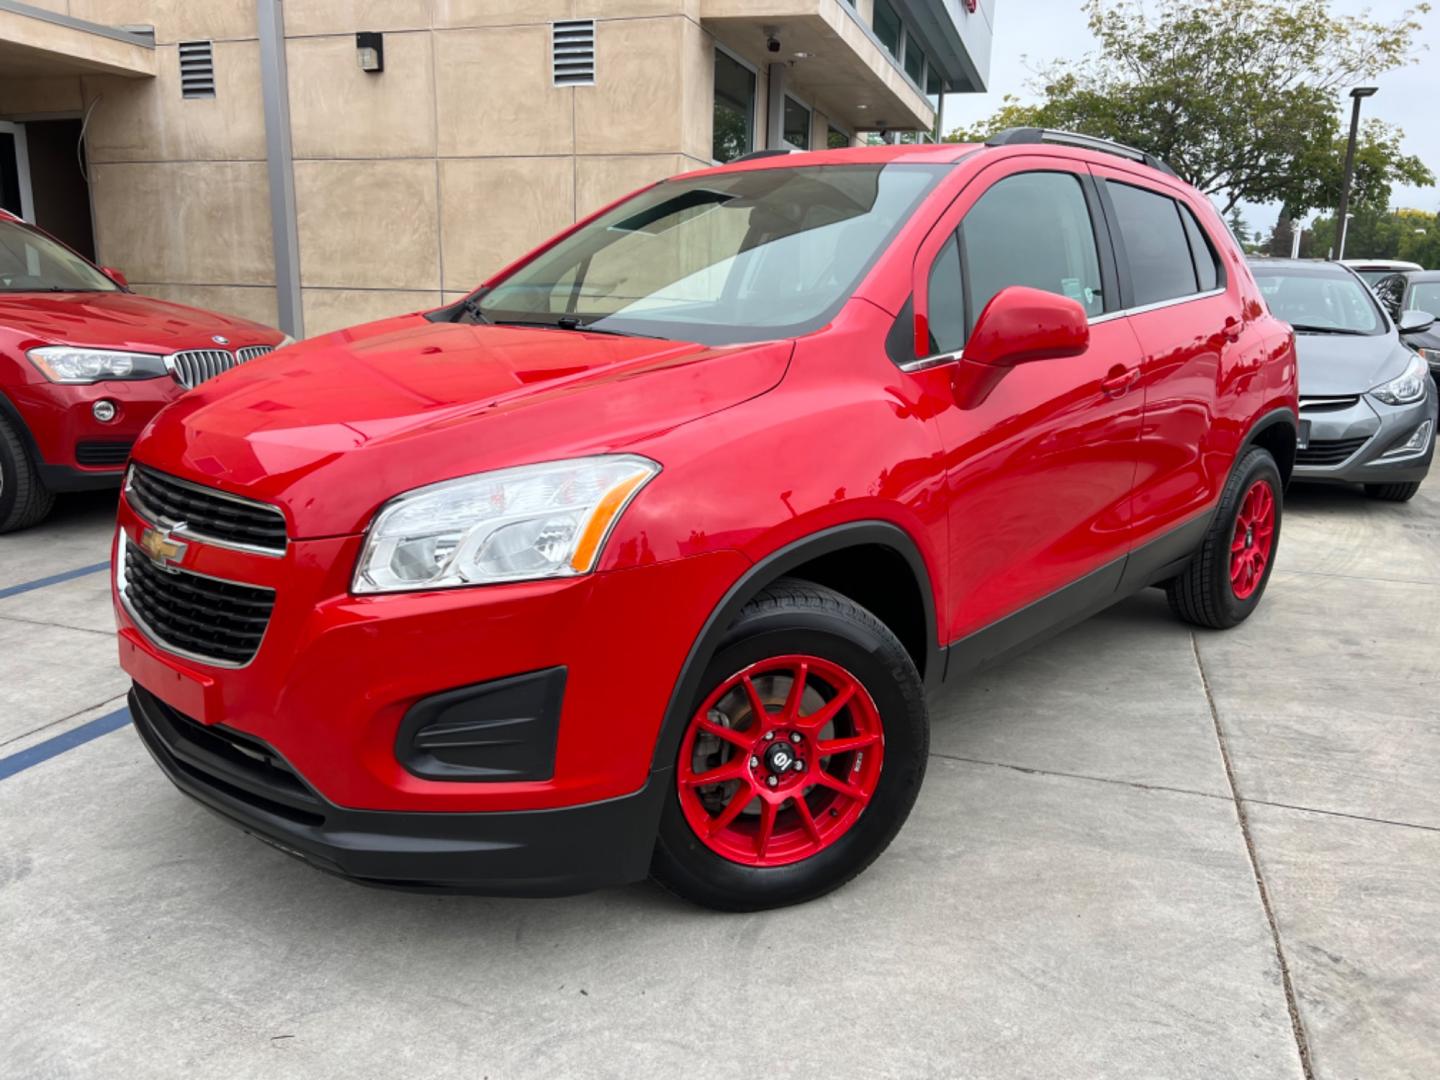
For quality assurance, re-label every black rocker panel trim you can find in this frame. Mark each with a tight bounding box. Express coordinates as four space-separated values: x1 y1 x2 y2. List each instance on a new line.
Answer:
396 667 566 782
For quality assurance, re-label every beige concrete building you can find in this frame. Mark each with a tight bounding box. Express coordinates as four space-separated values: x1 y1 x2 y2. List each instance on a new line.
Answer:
0 0 993 336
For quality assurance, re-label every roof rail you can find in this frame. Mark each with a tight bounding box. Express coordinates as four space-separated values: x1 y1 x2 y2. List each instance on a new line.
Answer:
732 149 796 163
984 128 1178 178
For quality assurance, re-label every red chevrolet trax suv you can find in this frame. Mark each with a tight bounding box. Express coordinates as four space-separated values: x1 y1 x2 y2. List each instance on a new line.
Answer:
115 132 1298 910
0 209 288 532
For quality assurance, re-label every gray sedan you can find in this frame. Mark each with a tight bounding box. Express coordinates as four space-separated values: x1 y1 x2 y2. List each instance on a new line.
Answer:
1249 259 1436 502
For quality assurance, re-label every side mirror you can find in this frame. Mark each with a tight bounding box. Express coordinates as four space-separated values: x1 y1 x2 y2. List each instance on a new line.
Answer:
101 266 129 289
965 286 1090 367
1398 309 1436 335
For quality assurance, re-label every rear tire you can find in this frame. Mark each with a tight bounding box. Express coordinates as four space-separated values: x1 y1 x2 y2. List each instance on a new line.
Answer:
0 414 55 534
651 578 928 911
1364 481 1421 502
1165 447 1281 630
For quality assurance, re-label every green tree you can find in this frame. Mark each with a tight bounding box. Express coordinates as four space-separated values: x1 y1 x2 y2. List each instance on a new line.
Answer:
947 0 1434 216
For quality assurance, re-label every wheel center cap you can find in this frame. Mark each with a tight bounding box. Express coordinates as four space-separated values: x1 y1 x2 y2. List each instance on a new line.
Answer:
764 742 796 775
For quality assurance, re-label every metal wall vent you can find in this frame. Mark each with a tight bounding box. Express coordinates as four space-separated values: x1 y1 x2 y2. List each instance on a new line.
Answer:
179 40 216 99
552 20 596 86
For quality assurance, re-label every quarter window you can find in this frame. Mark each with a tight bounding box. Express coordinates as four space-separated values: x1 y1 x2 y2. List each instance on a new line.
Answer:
712 50 755 163
926 233 966 353
1178 204 1222 293
957 171 1105 338
1106 181 1199 306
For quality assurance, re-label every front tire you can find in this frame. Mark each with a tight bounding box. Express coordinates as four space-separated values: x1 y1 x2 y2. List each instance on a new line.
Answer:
1364 481 1421 502
651 579 928 911
0 414 55 534
1165 447 1282 630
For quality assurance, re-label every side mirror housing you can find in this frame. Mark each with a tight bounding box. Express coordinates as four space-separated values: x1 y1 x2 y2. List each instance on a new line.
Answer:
965 286 1090 367
1398 309 1436 335
101 266 129 289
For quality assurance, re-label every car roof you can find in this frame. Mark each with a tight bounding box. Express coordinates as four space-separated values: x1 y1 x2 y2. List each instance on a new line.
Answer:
1339 258 1423 270
1246 257 1353 273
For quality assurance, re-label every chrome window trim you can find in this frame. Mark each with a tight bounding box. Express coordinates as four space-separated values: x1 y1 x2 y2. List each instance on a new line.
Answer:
899 350 961 373
124 466 289 558
116 540 271 671
901 289 1229 370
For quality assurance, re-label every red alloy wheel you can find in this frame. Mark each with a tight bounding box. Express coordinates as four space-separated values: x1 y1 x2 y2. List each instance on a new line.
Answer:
676 655 885 868
1229 479 1276 600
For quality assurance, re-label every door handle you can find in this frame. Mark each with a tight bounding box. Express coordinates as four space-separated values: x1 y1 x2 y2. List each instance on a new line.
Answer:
1100 365 1140 396
1222 316 1242 343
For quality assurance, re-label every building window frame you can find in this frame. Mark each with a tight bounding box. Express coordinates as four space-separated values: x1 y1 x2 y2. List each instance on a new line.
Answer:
711 43 760 165
782 90 813 151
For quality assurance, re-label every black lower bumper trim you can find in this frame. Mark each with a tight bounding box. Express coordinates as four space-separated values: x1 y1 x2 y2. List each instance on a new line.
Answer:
128 685 667 896
38 462 125 492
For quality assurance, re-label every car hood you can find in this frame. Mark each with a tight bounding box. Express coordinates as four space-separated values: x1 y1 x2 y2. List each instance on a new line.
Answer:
133 313 792 537
0 291 280 352
1294 330 1412 397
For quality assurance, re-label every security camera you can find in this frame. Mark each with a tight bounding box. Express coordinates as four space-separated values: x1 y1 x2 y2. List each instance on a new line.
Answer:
763 26 782 53
767 35 781 53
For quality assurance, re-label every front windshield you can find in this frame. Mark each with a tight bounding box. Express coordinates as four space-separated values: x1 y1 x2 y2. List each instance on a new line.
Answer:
1407 282 1440 316
474 163 947 345
1252 266 1384 335
0 218 118 293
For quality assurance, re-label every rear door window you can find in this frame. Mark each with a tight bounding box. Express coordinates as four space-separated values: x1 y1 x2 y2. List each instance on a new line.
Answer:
958 170 1105 333
1106 181 1199 306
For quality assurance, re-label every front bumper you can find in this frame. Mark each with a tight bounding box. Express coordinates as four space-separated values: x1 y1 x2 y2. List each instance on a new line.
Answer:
5 376 179 474
129 684 668 895
1294 391 1437 484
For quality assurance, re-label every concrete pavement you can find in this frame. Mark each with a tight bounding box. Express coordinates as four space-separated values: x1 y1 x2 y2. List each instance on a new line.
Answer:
0 482 1435 1078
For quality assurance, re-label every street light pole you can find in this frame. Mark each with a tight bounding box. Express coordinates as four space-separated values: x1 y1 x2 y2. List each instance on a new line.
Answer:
1335 86 1377 261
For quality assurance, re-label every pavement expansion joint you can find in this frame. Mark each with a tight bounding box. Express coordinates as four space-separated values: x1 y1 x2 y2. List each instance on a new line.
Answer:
1191 630 1315 1080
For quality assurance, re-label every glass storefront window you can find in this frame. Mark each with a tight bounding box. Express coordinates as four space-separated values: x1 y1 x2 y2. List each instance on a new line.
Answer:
712 50 755 163
828 127 851 150
783 95 811 149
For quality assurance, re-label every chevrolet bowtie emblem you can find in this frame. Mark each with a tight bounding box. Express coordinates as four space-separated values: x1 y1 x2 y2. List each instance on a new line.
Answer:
138 525 188 569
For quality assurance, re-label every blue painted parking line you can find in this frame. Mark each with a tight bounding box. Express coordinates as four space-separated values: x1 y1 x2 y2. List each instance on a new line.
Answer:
0 707 131 781
0 561 111 601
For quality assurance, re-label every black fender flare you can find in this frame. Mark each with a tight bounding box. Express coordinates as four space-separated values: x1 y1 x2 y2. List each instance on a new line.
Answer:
1237 405 1299 481
646 520 940 775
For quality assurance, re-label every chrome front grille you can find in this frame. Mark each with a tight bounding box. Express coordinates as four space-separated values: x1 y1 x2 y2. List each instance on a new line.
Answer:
126 465 288 555
168 344 275 389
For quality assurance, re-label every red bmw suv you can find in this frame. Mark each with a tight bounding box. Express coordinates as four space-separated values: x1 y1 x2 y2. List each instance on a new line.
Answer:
0 208 287 532
115 132 1298 910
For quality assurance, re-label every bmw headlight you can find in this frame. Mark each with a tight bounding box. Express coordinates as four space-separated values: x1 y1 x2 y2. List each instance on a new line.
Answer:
1370 354 1431 406
353 455 661 594
26 346 168 384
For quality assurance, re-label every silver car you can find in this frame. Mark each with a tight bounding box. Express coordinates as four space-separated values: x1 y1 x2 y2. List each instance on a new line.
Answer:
1249 259 1436 502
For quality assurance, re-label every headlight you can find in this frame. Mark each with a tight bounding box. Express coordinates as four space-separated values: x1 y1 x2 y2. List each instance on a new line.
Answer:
353 454 661 594
26 346 168 384
1370 354 1431 405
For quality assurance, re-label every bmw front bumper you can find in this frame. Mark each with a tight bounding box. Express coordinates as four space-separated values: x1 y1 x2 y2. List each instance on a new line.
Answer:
1295 389 1437 485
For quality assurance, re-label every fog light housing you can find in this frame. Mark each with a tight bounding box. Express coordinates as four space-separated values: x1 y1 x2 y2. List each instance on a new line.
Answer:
92 399 117 423
1382 419 1433 458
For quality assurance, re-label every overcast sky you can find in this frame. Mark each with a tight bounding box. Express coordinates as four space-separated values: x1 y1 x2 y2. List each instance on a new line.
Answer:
946 0 1439 233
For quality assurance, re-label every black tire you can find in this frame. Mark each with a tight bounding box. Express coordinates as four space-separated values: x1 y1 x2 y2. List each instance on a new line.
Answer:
651 578 928 911
1165 447 1282 630
0 414 55 534
1364 481 1421 502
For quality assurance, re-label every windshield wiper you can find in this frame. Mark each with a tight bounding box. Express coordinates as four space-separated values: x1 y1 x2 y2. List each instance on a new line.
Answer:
491 317 662 340
460 295 490 324
1289 324 1367 336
